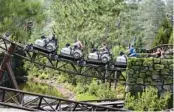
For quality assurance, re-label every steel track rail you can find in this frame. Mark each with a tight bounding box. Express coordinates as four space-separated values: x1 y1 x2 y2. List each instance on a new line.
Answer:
0 86 125 111
0 37 126 82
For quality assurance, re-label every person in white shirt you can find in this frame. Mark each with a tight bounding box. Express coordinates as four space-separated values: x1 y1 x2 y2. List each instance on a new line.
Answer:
116 52 127 67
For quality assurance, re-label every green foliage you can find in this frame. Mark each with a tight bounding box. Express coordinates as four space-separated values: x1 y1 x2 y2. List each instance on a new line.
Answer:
76 93 98 101
125 87 171 111
38 72 49 79
0 0 46 42
152 18 173 47
168 32 173 44
20 80 64 98
53 0 125 51
74 79 117 99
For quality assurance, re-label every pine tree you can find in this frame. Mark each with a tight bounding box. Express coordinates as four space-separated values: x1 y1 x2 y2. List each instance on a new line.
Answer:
0 0 45 42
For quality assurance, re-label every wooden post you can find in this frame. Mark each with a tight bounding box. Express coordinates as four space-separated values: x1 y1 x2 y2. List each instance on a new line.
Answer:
6 62 19 89
0 43 16 79
114 71 118 89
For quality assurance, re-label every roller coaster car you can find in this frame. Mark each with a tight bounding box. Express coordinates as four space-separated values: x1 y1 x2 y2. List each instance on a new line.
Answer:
115 55 127 68
26 36 58 54
60 46 83 60
87 51 111 64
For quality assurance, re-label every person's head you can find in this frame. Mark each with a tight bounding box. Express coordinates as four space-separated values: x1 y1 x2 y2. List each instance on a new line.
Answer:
131 45 134 48
66 43 70 47
41 35 46 39
52 35 55 39
119 52 124 56
102 43 106 46
157 48 161 52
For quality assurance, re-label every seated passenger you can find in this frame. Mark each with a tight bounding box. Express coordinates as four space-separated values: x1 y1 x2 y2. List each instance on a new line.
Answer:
49 33 58 45
66 43 71 48
116 52 127 67
73 38 84 50
151 48 164 58
41 35 46 39
92 48 98 53
128 45 137 57
100 43 109 54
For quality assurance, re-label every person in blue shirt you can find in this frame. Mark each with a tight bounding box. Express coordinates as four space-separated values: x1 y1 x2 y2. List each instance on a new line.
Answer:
128 45 137 57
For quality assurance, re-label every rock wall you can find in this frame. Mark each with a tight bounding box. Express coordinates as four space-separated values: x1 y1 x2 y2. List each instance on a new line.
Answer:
126 58 173 95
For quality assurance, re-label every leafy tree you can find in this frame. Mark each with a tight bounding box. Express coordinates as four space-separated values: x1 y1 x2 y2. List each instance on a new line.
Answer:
152 18 173 47
168 32 173 44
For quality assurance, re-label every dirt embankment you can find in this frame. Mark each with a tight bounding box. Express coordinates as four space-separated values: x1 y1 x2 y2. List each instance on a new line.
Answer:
31 77 75 100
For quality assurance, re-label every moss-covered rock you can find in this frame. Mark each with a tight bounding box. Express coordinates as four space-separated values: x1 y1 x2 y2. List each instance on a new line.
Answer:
139 73 146 78
154 64 164 70
151 71 159 75
127 78 136 84
132 66 140 71
163 85 171 90
161 59 168 65
152 74 160 80
167 59 173 64
169 64 173 70
127 59 132 68
140 67 148 73
146 71 152 76
147 77 152 82
160 69 170 75
143 58 153 66
144 81 150 85
164 80 173 84
157 82 163 86
134 59 144 66
153 58 161 64
136 78 144 84
132 73 139 78
127 69 134 75
156 85 162 91
151 81 158 86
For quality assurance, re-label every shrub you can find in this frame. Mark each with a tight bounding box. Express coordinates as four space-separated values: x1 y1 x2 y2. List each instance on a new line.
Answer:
97 84 116 99
125 87 171 111
75 83 88 94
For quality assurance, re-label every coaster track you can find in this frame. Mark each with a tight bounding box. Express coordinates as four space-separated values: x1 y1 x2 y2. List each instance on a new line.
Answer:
0 37 126 82
0 86 125 111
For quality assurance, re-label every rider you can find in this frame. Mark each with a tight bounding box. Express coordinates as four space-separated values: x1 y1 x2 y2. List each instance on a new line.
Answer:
73 38 84 50
49 33 58 46
151 48 164 58
100 43 109 54
166 13 174 22
128 45 137 57
116 52 127 67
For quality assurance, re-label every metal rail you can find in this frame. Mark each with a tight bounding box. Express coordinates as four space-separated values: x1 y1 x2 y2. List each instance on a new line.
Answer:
0 86 124 111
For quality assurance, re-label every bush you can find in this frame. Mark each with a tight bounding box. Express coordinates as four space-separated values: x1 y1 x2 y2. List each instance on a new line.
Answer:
97 84 116 99
75 83 88 94
125 87 171 111
74 79 117 100
38 72 48 79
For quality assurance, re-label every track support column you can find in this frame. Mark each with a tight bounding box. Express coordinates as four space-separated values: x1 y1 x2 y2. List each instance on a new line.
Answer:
0 43 19 89
0 43 16 79
114 71 118 89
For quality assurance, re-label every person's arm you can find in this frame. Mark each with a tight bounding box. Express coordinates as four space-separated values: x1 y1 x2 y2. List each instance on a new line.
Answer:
79 41 84 48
